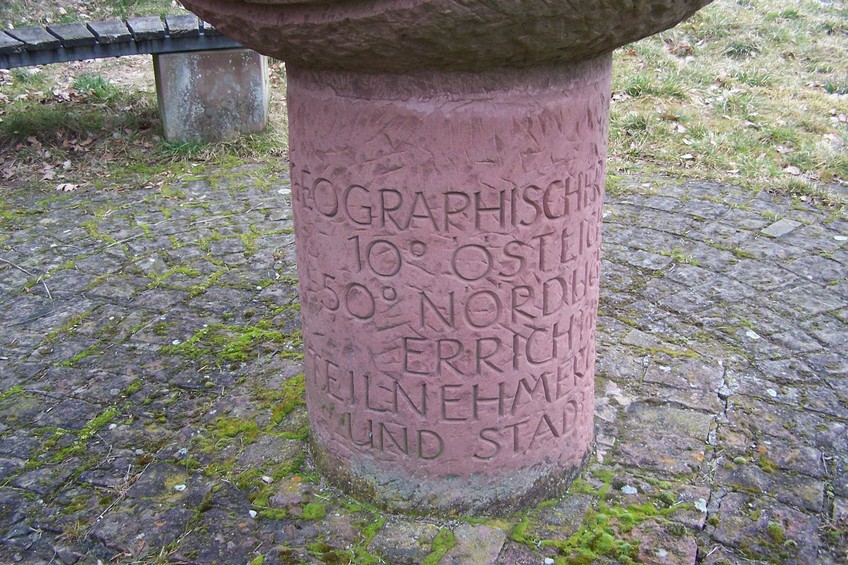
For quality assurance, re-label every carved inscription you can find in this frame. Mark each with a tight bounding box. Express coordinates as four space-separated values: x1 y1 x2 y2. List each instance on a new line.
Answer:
295 166 603 467
297 171 603 235
288 75 609 473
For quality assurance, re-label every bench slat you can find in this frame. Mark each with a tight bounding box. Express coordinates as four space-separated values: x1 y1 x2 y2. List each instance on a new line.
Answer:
0 15 245 69
165 15 200 38
0 34 243 69
7 26 61 51
47 23 97 48
126 16 166 41
87 20 132 44
0 31 25 55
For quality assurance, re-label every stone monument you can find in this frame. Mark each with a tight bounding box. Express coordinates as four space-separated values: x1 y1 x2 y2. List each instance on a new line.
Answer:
180 0 714 514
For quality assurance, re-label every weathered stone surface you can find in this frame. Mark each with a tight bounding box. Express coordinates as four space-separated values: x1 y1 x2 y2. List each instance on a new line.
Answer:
181 0 712 72
632 520 698 565
441 523 507 565
367 519 441 564
761 218 803 238
710 492 821 564
525 493 593 540
0 167 845 563
715 462 825 512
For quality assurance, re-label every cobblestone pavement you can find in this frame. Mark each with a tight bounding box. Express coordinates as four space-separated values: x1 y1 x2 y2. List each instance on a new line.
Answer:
1 164 846 564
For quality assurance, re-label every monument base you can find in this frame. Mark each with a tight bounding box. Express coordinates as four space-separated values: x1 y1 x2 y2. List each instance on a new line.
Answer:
288 57 611 514
312 439 592 515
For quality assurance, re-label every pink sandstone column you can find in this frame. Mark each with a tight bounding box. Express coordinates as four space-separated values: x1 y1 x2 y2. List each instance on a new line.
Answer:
288 57 610 513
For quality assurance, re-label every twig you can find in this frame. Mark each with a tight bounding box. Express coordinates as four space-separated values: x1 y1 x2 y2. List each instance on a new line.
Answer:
105 233 145 248
86 460 153 537
0 257 53 301
36 277 52 301
0 256 35 276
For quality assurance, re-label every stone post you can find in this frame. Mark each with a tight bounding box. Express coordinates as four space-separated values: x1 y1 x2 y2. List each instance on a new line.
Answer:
153 48 269 142
180 0 714 514
287 61 608 512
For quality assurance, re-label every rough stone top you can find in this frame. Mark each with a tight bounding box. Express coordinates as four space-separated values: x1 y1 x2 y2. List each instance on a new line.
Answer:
181 0 714 72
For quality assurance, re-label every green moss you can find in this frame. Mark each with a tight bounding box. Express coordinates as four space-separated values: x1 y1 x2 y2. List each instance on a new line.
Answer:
707 514 720 527
519 470 693 564
0 385 24 402
163 322 303 363
642 345 700 360
211 417 260 444
302 502 327 520
659 247 699 265
148 265 203 289
240 225 261 256
361 515 386 540
80 406 120 441
509 518 532 544
33 406 122 465
44 308 95 342
135 221 153 238
58 344 101 367
307 541 348 565
257 508 288 520
248 556 265 565
266 374 306 427
61 494 92 515
187 269 226 298
345 514 386 565
422 529 456 565
767 521 785 544
668 523 686 537
80 220 121 248
757 454 778 473
542 509 639 565
567 478 598 496
654 491 677 507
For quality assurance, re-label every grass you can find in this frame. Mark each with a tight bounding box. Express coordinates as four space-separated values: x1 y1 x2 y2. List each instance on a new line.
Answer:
609 0 848 205
0 0 180 27
0 0 289 194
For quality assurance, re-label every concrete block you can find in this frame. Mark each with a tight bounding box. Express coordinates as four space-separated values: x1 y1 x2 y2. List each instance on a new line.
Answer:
154 48 269 142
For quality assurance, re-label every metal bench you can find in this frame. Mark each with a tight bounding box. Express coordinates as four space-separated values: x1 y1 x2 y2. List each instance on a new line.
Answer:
0 15 270 142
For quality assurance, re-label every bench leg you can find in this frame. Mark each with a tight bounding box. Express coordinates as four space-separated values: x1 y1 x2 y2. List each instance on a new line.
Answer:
153 48 270 143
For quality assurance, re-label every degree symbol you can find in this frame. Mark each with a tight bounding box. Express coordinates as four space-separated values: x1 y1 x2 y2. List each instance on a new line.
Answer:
410 241 427 257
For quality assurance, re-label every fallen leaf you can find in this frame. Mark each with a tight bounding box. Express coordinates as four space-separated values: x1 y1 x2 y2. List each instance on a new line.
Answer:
784 165 801 176
56 183 79 192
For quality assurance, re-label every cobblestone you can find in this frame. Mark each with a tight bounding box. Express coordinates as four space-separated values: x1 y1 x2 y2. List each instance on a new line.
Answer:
0 167 846 563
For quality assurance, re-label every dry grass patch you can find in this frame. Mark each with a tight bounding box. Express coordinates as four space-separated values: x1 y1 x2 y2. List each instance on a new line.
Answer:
610 0 847 206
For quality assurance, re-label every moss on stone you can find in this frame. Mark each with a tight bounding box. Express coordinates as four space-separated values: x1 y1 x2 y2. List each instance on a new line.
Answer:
422 528 456 565
302 502 326 520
